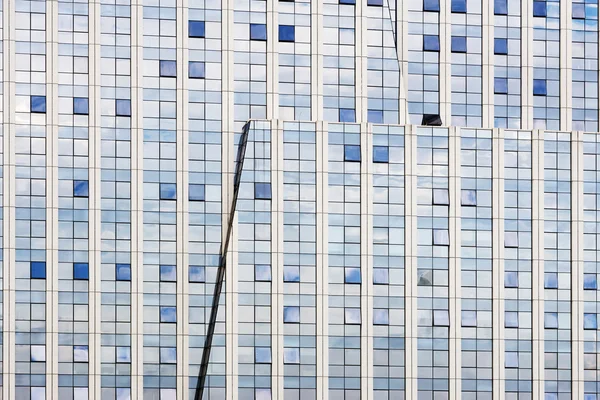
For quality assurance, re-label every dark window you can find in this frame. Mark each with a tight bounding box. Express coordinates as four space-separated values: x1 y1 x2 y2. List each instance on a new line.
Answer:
494 38 508 55
344 268 361 284
255 265 272 281
279 25 295 42
451 0 466 13
423 0 440 12
31 96 46 113
494 0 508 15
573 3 586 19
533 1 546 17
160 307 177 323
451 36 467 53
283 266 300 282
494 78 508 94
189 266 206 283
73 97 89 115
73 263 89 280
584 313 597 330
189 184 205 201
533 79 547 96
423 35 440 52
368 110 383 123
189 20 205 38
160 265 177 282
544 272 558 289
116 99 131 116
504 271 518 288
339 0 355 4
584 273 598 290
189 62 205 79
31 262 46 279
255 183 272 199
461 189 477 206
283 306 300 323
73 180 89 197
160 183 177 200
339 108 356 122
116 264 131 281
373 146 389 163
367 0 383 6
250 24 267 41
344 145 361 162
373 269 389 284
159 60 177 77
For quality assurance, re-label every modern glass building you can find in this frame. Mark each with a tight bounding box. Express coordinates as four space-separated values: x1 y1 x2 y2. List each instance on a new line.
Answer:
1 0 600 399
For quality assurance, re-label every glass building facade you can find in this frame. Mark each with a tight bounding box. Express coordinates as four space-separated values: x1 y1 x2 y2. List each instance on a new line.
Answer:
1 0 600 399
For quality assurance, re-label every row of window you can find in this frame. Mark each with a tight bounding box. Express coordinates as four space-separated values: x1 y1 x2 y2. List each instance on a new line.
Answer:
494 79 548 96
30 96 132 116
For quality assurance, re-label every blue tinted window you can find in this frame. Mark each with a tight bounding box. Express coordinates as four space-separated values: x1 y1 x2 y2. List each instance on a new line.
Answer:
345 308 361 324
494 0 507 14
533 79 547 96
255 183 272 199
345 268 361 284
189 266 205 283
544 312 558 329
160 307 177 323
73 97 89 115
74 180 89 197
255 265 272 281
505 311 518 327
283 306 300 323
544 272 558 289
423 35 440 51
373 269 389 284
344 145 361 162
584 273 597 290
433 189 449 205
584 313 597 329
494 78 508 94
339 0 355 4
116 99 131 116
339 108 356 122
505 231 518 247
504 271 518 288
373 146 389 163
116 264 131 281
160 265 177 282
116 347 131 363
31 96 46 113
250 24 267 41
451 0 466 13
462 311 477 327
283 266 300 282
451 36 467 53
368 110 383 123
433 310 450 326
423 0 439 11
367 0 383 6
433 229 449 245
373 309 389 325
255 348 272 363
160 348 177 364
189 184 205 201
505 352 518 368
74 346 89 362
189 20 205 38
160 183 177 200
533 1 546 17
573 3 586 19
31 262 46 279
279 25 295 42
73 263 89 280
189 62 205 79
283 348 300 364
494 38 508 55
159 60 177 77
461 189 477 206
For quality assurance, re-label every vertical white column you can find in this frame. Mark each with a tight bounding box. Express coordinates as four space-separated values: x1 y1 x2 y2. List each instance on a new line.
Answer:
560 0 573 131
570 130 584 400
89 0 102 395
403 124 418 399
492 128 506 400
448 126 462 399
355 0 367 123
397 0 410 124
531 129 545 399
359 122 373 400
267 0 279 120
45 0 59 397
2 0 15 396
521 0 533 129
130 0 144 395
482 0 495 128
310 0 323 121
439 0 451 125
315 120 328 400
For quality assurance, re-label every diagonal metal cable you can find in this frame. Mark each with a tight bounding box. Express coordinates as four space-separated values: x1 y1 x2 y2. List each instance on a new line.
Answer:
195 122 252 400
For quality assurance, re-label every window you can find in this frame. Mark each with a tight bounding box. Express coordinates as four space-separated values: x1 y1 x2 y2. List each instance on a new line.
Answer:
283 266 300 282
255 389 272 400
255 348 272 363
189 266 205 283
339 0 355 4
74 346 89 362
533 1 546 17
160 348 177 364
433 189 450 205
255 265 271 281
189 184 205 201
417 269 433 286
544 272 558 289
573 3 586 19
116 99 131 116
160 307 177 323
160 183 177 200
533 79 547 96
283 348 300 364
494 0 507 15
73 263 89 280
73 180 89 197
31 96 46 113
373 146 389 163
31 262 46 279
339 108 356 122
279 25 295 42
116 264 131 281
584 313 597 330
584 273 597 290
345 308 361 324
505 352 518 368
283 306 300 323
73 97 89 115
189 20 205 38
367 0 383 6
368 110 383 123
505 232 518 247
494 38 508 55
451 0 466 12
159 60 177 77
433 229 449 246
160 265 177 282
189 62 205 79
423 0 439 11
544 312 558 329
462 311 477 327
461 189 477 206
373 269 389 285
373 309 389 325
433 310 450 326
344 268 361 284
423 35 440 52
451 36 467 53
31 346 45 362
505 312 518 327
255 183 272 199
250 24 267 41
116 347 131 363
494 78 508 94
344 145 361 162
504 271 518 288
